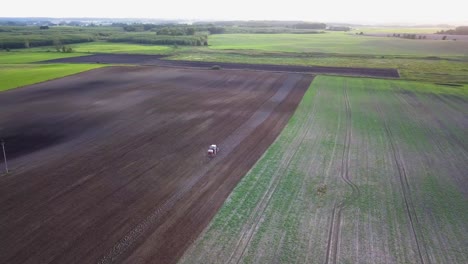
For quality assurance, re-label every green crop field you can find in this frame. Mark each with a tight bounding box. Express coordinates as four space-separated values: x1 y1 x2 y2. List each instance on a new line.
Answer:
0 51 86 64
0 63 104 91
67 42 172 54
180 76 468 263
0 51 103 91
24 42 172 55
168 32 468 84
207 32 468 57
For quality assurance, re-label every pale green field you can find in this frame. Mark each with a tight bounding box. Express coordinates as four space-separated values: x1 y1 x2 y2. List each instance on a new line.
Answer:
180 76 468 264
207 32 468 57
0 51 86 64
25 42 172 54
351 27 443 34
0 51 104 91
0 64 104 91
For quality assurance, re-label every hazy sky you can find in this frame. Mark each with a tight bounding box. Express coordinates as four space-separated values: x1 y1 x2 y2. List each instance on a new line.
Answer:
2 0 467 24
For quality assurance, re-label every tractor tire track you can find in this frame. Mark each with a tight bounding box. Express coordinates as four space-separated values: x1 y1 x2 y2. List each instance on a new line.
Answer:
324 85 360 264
372 92 428 264
305 82 342 263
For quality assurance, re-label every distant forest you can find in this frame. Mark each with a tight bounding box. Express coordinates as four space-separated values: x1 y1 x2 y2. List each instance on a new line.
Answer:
437 26 468 35
0 19 352 50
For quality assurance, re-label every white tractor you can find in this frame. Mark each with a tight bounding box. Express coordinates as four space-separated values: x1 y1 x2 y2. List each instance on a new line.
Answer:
207 144 219 158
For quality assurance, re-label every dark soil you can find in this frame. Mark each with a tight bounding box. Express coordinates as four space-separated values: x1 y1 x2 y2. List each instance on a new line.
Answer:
0 66 312 264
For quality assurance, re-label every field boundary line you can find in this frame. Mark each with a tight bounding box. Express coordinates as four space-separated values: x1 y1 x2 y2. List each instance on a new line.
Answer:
97 74 305 264
225 77 318 264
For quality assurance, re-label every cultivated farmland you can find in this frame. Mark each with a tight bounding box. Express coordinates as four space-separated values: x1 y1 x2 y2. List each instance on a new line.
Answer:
208 32 468 56
1 24 467 264
180 76 468 264
0 66 312 263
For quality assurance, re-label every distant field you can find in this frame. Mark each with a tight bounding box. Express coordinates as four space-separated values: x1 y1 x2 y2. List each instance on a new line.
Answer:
208 32 468 57
24 42 173 55
0 51 105 91
70 42 172 54
174 32 468 84
0 64 104 91
169 51 468 84
351 27 444 34
180 76 468 264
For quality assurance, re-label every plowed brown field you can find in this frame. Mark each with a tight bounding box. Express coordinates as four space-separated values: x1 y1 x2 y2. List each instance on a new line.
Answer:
0 66 313 264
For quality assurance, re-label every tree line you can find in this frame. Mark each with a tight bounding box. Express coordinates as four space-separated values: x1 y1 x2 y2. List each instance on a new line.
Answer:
436 26 468 35
0 25 210 49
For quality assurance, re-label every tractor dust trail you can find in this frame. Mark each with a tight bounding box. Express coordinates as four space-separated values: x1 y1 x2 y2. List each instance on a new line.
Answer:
373 91 428 264
324 85 360 264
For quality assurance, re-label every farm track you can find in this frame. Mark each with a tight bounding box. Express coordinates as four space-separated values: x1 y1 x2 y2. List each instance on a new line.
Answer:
324 85 360 264
44 53 400 78
0 66 312 264
372 92 429 264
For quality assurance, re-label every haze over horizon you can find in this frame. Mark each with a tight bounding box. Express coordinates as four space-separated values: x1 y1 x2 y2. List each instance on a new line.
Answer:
2 0 468 25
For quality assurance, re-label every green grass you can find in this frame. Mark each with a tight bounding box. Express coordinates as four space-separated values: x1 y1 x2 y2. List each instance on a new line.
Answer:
0 51 87 63
0 64 104 91
69 42 172 54
0 50 105 92
180 76 468 264
207 32 468 57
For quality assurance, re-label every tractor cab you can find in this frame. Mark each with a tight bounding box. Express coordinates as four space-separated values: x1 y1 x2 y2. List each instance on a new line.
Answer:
207 144 219 157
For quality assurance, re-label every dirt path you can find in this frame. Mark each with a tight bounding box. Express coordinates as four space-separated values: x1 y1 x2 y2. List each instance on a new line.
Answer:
0 66 313 264
43 54 400 78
